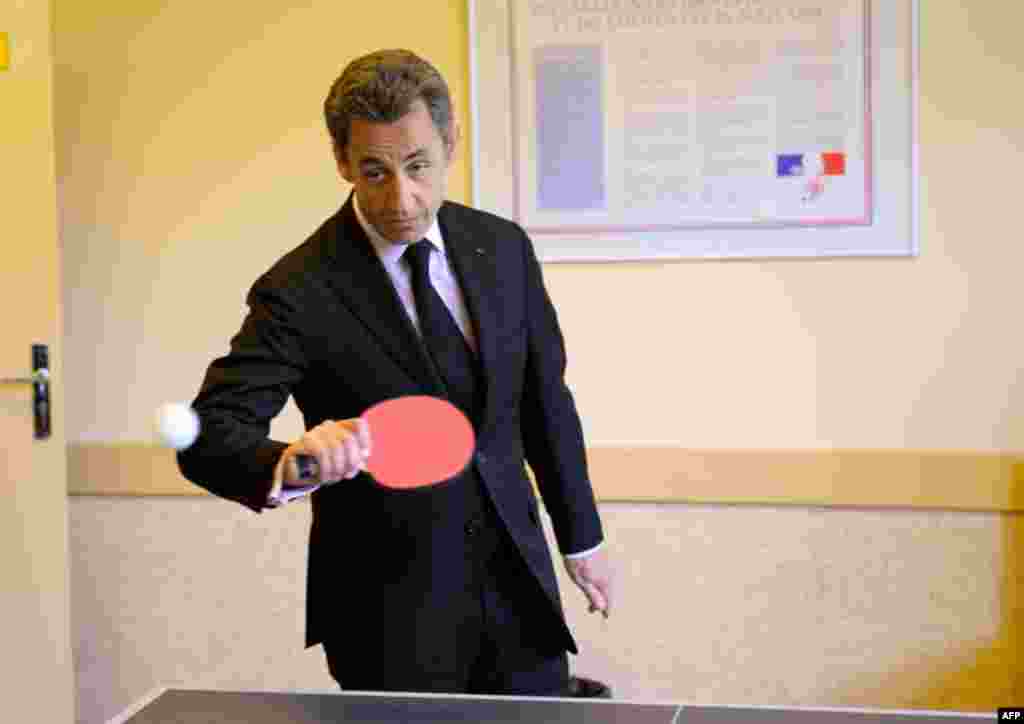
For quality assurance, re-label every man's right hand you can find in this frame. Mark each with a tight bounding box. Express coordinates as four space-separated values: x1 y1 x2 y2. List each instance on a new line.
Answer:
279 418 372 487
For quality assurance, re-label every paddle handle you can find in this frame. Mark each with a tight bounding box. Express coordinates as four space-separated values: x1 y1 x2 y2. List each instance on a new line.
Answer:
285 454 319 483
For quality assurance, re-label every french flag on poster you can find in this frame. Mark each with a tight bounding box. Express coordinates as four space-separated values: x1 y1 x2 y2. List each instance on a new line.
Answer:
776 152 846 177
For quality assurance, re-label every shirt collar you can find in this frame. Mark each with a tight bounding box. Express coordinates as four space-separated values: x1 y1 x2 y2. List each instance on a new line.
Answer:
353 194 445 268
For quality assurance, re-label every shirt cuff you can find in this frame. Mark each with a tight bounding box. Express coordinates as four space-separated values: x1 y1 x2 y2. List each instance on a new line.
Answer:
267 482 320 507
563 540 604 560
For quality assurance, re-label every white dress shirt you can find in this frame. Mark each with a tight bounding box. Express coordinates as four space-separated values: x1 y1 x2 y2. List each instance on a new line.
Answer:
362 208 477 354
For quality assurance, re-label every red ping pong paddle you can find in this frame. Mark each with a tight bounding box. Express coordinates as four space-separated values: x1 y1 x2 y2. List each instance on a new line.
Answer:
290 395 475 489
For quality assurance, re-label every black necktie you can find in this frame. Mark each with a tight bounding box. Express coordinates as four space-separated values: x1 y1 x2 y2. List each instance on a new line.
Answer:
404 240 479 420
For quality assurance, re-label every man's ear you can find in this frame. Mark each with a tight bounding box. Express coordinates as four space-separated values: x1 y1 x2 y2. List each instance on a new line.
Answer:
446 95 462 163
445 111 461 164
333 142 354 183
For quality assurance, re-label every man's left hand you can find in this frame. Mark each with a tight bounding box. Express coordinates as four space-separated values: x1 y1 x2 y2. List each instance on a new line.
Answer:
564 547 614 619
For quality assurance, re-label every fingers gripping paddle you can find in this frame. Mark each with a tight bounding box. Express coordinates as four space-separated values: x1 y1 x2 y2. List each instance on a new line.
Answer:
294 396 475 489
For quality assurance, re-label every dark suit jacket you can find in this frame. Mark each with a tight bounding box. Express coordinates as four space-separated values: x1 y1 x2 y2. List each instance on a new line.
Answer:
177 196 603 660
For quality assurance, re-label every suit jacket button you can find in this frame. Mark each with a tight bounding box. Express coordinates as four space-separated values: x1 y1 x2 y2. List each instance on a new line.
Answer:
465 519 479 537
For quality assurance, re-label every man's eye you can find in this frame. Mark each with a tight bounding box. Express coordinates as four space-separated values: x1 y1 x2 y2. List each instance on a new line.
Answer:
364 169 384 182
408 162 429 175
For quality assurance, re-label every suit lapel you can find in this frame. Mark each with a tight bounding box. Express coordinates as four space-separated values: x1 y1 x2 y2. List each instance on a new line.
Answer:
438 203 500 429
322 198 446 396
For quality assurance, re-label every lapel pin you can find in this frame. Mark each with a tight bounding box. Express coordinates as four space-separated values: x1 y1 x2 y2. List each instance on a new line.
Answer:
475 248 485 255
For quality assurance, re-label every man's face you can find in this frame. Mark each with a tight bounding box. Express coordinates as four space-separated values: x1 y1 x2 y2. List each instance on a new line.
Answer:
337 99 457 244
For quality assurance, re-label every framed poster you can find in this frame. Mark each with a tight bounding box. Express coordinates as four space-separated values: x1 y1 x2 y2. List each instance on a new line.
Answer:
470 0 918 261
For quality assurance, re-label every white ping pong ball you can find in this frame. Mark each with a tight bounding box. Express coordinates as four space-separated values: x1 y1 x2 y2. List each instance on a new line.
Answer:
154 403 200 450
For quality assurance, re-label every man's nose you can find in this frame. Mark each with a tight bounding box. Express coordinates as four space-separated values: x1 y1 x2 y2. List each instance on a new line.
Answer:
385 173 414 215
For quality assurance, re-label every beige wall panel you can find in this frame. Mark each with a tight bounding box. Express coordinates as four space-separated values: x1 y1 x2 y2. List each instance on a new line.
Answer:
70 498 1020 723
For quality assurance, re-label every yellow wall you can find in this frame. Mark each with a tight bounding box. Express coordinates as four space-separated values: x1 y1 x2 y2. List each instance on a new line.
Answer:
552 0 1022 454
54 1 1023 721
55 0 1023 462
56 2 471 447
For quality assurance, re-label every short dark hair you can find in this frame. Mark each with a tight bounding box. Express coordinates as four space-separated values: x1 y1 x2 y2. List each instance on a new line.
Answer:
324 49 454 159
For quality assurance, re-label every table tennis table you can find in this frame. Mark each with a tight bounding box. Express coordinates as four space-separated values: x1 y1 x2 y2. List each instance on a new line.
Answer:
106 687 994 723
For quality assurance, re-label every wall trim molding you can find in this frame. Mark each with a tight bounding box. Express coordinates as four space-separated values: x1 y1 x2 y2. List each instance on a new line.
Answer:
68 443 1024 512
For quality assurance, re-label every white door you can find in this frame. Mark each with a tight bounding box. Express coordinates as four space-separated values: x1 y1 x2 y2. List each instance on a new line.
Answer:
0 3 75 722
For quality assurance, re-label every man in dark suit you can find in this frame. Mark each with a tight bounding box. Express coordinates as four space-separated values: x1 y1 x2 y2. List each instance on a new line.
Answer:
177 48 613 696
